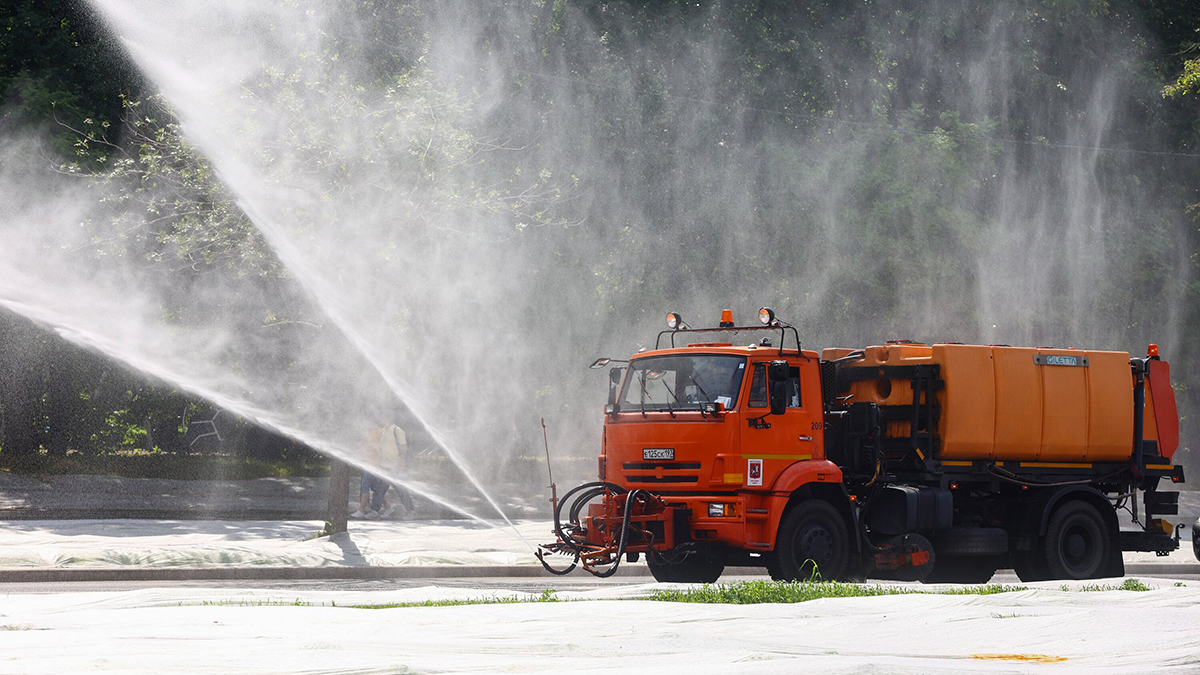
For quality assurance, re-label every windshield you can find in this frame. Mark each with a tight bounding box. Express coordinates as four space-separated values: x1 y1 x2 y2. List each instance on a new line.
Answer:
619 355 747 412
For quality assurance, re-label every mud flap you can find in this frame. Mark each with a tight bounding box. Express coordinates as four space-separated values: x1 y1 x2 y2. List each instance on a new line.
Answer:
1105 522 1125 578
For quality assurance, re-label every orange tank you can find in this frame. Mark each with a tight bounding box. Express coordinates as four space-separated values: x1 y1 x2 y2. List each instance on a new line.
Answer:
822 343 1157 463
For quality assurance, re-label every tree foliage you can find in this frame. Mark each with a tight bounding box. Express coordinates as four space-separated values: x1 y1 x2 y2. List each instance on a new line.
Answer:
1 0 1199 472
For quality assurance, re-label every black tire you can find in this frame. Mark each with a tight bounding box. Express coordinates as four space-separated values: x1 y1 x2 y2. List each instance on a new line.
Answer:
1012 548 1051 582
933 528 1009 556
765 553 785 581
647 551 724 583
774 499 851 581
1192 518 1199 562
1044 499 1110 580
923 554 1000 584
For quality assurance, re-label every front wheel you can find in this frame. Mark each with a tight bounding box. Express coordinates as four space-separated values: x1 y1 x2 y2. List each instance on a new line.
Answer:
772 499 851 581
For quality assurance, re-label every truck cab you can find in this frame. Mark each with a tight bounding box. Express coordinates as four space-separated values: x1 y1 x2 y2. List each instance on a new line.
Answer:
602 343 840 571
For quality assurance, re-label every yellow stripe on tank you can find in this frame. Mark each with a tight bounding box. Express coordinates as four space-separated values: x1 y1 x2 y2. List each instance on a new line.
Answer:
1018 462 1091 469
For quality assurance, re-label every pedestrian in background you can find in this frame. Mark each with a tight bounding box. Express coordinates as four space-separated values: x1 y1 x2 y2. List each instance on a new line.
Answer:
351 409 415 519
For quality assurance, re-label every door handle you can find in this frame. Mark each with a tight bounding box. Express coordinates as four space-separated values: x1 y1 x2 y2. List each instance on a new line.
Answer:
797 436 813 442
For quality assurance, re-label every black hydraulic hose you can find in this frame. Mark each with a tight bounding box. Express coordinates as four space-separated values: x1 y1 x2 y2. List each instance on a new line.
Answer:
591 488 648 578
854 483 897 555
541 480 644 578
568 487 610 526
1133 359 1146 474
540 481 623 576
987 464 1127 488
553 481 626 550
538 550 578 576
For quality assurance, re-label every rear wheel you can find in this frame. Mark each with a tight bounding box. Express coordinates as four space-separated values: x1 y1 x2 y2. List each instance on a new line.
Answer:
773 499 851 581
1012 548 1051 582
1044 500 1110 580
647 550 724 583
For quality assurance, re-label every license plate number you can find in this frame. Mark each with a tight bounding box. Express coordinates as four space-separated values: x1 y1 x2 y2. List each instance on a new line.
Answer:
643 448 674 461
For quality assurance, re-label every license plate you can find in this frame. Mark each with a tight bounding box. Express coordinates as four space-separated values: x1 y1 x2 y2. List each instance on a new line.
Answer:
643 448 674 461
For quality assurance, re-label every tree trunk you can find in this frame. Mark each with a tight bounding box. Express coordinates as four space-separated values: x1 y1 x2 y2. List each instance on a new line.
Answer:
144 415 155 453
0 313 40 457
325 457 350 535
47 342 83 456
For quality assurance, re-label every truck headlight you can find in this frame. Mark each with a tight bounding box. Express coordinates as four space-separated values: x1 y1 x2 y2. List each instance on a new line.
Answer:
708 503 734 517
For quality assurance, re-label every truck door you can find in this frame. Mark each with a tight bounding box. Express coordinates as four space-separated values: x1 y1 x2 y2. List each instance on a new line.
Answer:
742 360 821 488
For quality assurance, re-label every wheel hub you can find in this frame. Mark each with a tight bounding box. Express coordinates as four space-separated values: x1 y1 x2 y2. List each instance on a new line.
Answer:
1063 523 1096 571
799 525 832 563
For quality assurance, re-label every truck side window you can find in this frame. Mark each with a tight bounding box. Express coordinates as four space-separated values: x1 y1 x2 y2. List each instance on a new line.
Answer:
749 364 768 408
787 366 802 408
748 364 802 409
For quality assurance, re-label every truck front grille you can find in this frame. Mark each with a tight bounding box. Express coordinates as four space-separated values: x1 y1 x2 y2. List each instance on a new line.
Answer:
625 475 699 483
622 462 701 470
622 461 700 484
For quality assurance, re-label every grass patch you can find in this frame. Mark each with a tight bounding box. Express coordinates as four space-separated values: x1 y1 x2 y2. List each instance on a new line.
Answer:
648 580 1030 604
181 579 1166 612
350 589 560 609
192 598 314 607
1068 578 1152 593
937 584 1030 596
650 580 913 604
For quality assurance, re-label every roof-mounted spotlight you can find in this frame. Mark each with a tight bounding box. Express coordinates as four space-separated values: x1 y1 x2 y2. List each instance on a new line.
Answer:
589 358 611 369
759 306 793 328
666 312 688 330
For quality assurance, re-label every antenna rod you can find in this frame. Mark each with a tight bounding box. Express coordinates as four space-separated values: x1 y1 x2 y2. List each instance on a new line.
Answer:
541 418 558 514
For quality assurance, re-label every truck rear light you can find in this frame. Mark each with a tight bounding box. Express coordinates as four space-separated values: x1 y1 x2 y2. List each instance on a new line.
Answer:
708 503 735 517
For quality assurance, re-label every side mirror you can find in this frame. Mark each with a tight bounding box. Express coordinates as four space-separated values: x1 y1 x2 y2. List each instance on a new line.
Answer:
608 367 625 406
768 360 789 416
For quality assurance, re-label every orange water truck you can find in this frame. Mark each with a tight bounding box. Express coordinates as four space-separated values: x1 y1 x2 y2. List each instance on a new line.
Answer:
537 308 1186 582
